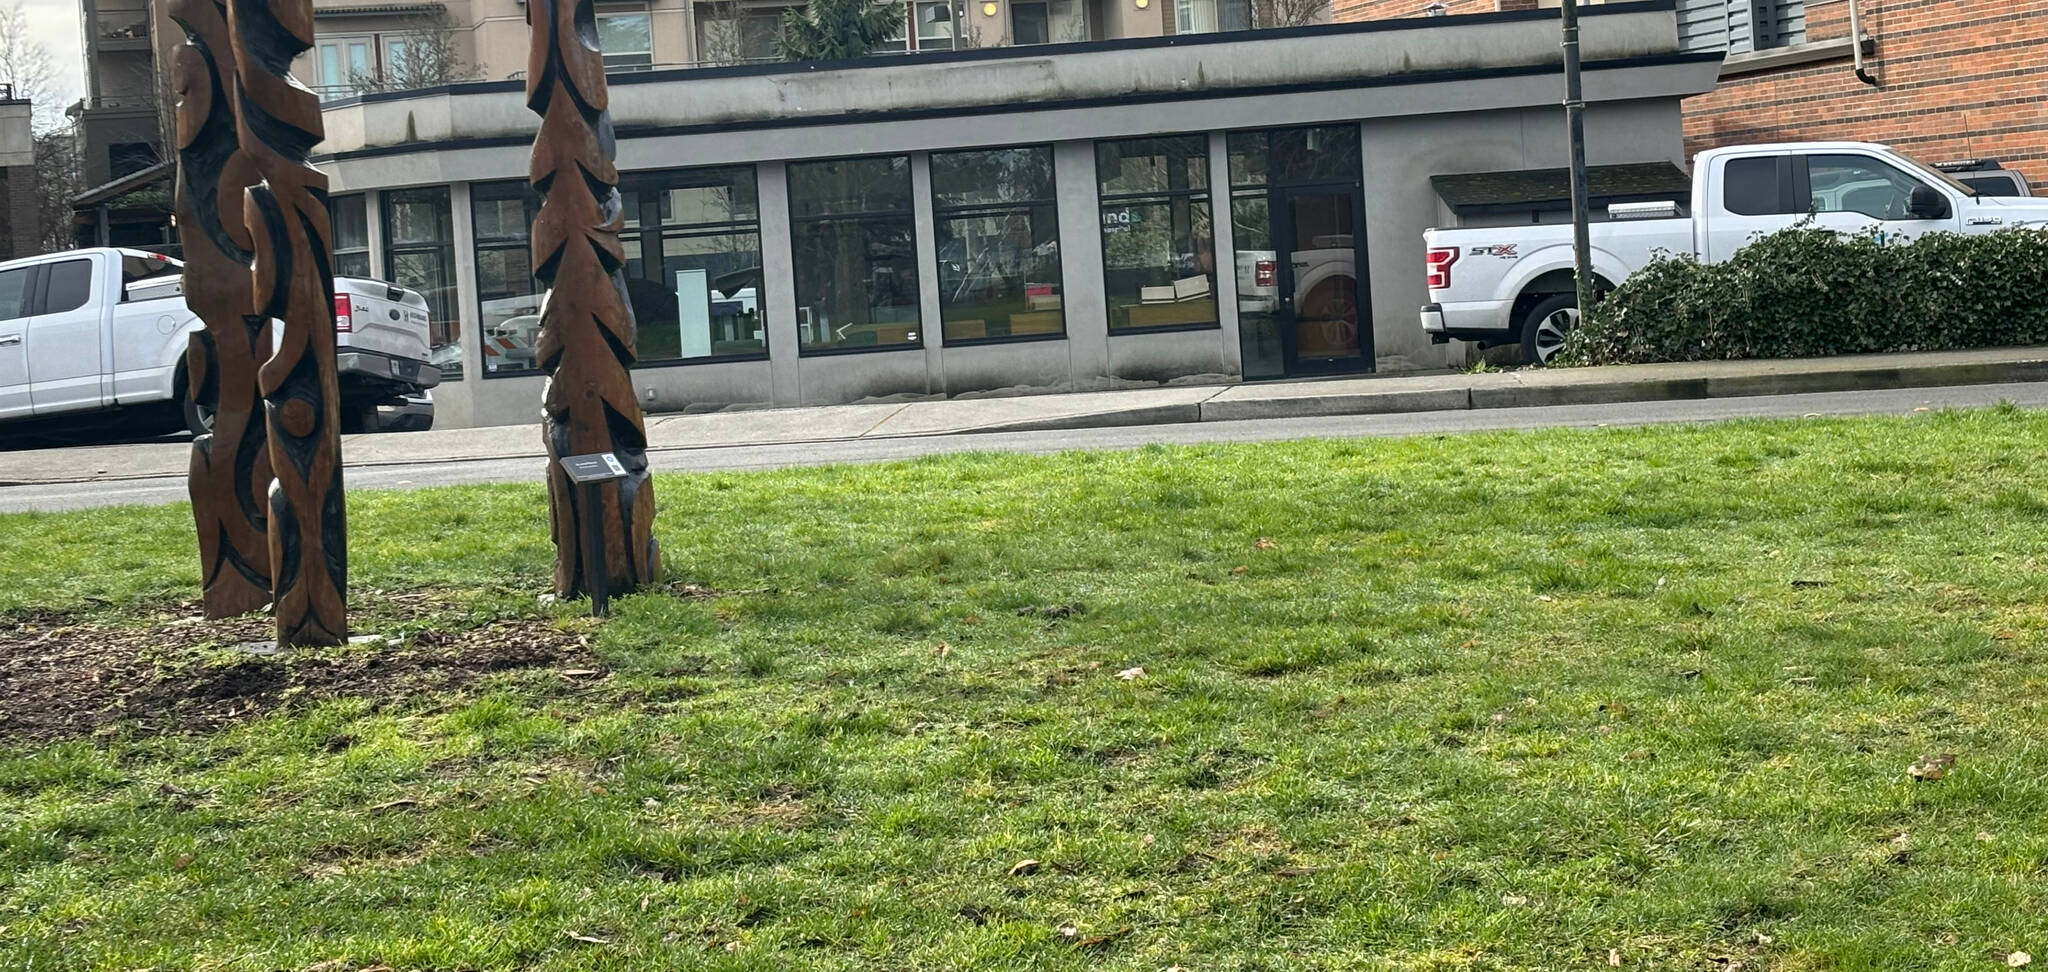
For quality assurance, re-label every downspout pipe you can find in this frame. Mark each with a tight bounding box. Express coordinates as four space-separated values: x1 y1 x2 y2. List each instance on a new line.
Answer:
1847 0 1878 86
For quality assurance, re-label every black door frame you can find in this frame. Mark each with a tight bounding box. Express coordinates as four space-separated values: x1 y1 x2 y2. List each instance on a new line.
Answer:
1269 181 1371 376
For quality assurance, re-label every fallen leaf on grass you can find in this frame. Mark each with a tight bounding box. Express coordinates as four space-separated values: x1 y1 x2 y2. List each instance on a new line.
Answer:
956 904 987 925
1608 948 1621 966
1978 831 1996 842
1115 667 1146 681
1230 565 1249 575
1908 753 1957 781
1057 922 1079 939
173 853 194 871
1790 579 1829 589
1254 537 1276 550
1075 926 1133 947
559 668 604 679
1008 859 1041 876
1500 894 1528 907
932 643 952 658
2009 952 2032 968
564 931 611 945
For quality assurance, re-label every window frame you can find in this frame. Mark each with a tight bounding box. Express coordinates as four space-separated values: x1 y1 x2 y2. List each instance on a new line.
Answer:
787 153 926 357
617 164 771 367
928 144 1067 348
1801 153 1935 221
595 6 655 71
381 186 462 381
1095 134 1219 335
330 193 372 279
469 180 546 379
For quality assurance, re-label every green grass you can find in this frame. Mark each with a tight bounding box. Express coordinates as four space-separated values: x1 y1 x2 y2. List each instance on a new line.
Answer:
7 408 2048 970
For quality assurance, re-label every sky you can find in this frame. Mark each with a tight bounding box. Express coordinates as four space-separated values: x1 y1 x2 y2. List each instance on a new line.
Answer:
14 0 86 112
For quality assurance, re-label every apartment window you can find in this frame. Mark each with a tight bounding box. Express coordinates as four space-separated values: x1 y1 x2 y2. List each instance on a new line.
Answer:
1011 1 1049 43
1677 0 1804 54
878 1 957 52
382 187 460 380
597 7 654 70
618 166 767 363
789 156 922 353
331 194 370 278
315 35 373 100
930 146 1063 344
471 181 545 377
1097 136 1216 332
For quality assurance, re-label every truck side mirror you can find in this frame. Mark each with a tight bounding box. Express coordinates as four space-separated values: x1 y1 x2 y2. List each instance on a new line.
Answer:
1907 186 1951 220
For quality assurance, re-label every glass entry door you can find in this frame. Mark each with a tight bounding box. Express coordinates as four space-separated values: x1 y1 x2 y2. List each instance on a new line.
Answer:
1274 187 1366 372
1228 126 1370 379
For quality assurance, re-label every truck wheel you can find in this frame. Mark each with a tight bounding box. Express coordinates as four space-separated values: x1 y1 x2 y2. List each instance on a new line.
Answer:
340 401 380 435
183 396 216 437
1519 294 1580 366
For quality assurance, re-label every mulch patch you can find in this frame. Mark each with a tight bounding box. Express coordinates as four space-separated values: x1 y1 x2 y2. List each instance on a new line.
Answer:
0 596 600 745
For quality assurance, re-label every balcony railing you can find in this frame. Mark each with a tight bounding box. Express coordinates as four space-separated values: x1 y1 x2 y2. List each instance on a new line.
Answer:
95 11 150 42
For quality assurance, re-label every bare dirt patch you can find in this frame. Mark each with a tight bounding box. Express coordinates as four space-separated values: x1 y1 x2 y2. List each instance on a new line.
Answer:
0 599 598 744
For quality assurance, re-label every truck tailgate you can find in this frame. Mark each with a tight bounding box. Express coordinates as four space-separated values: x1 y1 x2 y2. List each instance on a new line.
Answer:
335 277 431 363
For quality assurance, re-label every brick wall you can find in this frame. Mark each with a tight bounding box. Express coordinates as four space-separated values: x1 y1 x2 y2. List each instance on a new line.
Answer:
1 164 39 260
1684 0 2048 189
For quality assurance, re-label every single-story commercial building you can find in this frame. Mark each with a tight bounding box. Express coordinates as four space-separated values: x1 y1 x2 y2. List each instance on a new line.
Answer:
310 0 1719 429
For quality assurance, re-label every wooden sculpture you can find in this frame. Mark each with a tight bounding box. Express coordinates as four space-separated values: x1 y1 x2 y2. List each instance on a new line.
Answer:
170 0 273 620
525 0 662 599
227 0 348 646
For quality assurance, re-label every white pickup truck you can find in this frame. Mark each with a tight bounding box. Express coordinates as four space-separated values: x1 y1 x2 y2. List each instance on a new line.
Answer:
0 247 439 436
1420 141 2048 363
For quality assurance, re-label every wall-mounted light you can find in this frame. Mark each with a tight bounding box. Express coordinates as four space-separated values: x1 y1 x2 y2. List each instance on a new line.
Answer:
1134 0 1150 7
1422 1 1448 14
981 1 997 14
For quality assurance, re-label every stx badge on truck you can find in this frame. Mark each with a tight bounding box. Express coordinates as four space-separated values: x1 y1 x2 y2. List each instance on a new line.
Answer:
1469 244 1519 258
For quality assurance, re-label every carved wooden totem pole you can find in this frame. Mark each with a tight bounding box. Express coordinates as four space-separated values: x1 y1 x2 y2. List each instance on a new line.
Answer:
526 0 662 599
227 0 349 645
170 0 273 620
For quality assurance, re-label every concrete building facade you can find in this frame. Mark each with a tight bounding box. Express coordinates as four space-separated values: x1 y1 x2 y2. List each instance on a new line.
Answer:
1335 0 2048 190
308 2 1715 429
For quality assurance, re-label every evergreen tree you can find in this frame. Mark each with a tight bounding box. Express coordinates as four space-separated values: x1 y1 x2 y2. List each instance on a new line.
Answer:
776 0 906 62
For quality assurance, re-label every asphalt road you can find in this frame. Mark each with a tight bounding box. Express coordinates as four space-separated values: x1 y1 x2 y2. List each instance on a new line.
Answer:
5 380 2048 513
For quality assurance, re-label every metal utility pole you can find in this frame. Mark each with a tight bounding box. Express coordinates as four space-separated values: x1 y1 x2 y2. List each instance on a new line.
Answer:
1559 0 1595 318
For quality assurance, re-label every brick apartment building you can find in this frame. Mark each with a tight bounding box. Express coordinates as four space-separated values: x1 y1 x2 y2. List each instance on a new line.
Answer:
1334 0 2048 190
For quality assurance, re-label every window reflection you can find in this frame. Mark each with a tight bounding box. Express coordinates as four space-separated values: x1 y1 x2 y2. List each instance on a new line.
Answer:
790 156 923 352
930 146 1063 343
1097 136 1217 332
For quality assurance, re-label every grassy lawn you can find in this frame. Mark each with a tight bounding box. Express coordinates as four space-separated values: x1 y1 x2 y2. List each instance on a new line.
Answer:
5 409 2048 970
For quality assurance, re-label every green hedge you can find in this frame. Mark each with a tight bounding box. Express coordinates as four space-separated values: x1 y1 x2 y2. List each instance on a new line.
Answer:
1559 226 2048 365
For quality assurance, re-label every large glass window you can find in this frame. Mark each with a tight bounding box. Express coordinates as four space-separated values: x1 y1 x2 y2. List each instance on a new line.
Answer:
930 146 1063 344
618 166 767 363
382 187 460 379
1097 136 1216 332
471 181 544 377
789 156 922 353
331 194 370 278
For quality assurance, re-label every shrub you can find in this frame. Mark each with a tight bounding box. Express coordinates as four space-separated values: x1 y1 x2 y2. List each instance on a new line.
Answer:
1559 225 2048 366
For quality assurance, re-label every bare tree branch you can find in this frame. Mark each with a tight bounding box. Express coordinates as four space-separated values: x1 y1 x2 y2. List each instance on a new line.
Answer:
343 12 481 95
0 0 61 130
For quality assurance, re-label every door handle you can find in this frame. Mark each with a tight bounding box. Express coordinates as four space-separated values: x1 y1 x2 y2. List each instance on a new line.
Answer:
0 334 21 347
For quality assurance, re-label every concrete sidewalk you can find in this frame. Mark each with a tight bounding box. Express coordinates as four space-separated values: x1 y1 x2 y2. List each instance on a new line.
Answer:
7 346 2047 486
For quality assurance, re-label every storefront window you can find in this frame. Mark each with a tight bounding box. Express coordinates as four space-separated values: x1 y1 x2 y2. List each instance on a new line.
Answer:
1097 135 1216 332
789 156 922 353
471 181 543 377
929 146 1063 344
382 187 459 379
330 194 370 278
618 166 767 363
1228 126 1366 380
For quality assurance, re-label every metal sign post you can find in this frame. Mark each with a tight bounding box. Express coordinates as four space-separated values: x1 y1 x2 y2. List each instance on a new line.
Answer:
1560 0 1596 321
557 452 630 617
